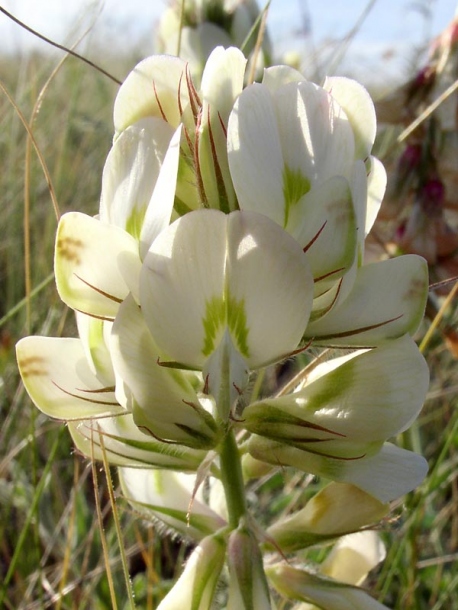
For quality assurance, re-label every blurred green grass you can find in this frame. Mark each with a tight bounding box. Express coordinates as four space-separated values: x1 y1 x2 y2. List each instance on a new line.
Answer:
0 20 457 610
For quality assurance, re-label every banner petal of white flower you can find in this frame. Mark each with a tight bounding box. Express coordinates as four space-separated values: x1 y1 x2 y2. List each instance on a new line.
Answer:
140 209 313 370
198 47 247 212
273 81 354 186
16 336 122 420
225 210 313 367
305 255 428 345
291 176 356 283
330 443 429 502
201 46 246 126
141 209 227 368
262 65 304 92
114 55 188 133
55 212 141 318
365 156 387 237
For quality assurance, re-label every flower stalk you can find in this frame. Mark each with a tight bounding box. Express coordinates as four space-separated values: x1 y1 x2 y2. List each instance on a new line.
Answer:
218 426 247 529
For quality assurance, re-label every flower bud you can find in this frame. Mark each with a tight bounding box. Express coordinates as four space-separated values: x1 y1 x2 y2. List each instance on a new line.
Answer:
226 519 272 609
157 533 226 610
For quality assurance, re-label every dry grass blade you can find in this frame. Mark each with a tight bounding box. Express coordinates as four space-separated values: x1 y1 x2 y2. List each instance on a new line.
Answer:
420 281 458 353
0 6 122 85
99 426 136 609
91 428 118 610
397 78 458 143
246 0 271 85
0 80 60 221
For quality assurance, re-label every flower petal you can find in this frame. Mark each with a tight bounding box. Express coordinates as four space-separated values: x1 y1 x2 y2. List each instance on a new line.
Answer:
69 415 205 470
247 437 428 502
292 176 356 284
139 124 182 258
262 65 304 92
273 81 354 185
111 294 219 449
55 212 141 318
113 55 188 133
266 483 389 552
321 531 386 586
244 335 429 453
157 534 226 610
141 208 227 368
365 156 387 237
323 76 377 160
228 80 356 242
16 336 122 420
228 83 285 226
267 564 391 610
198 47 246 212
201 46 246 127
99 117 175 237
76 312 114 386
225 210 313 367
140 209 314 369
305 255 429 345
119 467 226 539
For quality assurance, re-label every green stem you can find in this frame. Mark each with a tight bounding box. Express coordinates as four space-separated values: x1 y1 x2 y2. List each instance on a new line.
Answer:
210 332 248 529
219 427 247 529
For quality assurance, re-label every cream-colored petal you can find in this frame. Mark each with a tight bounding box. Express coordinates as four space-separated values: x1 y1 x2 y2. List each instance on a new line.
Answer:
111 294 219 449
225 210 313 367
227 83 285 226
114 55 189 133
99 117 174 235
248 437 428 502
119 468 226 540
141 209 227 368
323 76 377 160
141 209 314 370
69 414 205 470
16 336 122 420
267 483 388 552
306 255 428 345
244 335 428 451
267 564 391 609
55 212 140 318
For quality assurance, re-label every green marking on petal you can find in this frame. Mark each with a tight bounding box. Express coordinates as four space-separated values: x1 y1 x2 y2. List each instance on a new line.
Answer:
202 292 250 359
125 204 147 240
202 296 226 357
87 318 105 370
307 357 355 411
227 293 250 358
282 165 310 228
